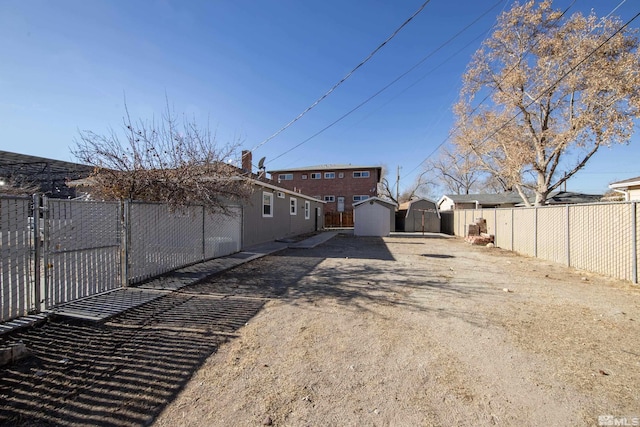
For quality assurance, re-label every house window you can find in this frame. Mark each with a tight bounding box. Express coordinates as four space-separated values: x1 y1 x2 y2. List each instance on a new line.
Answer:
338 172 344 178
277 191 285 199
304 201 310 219
324 172 335 179
278 173 293 181
262 192 273 217
302 174 307 180
310 173 321 179
353 195 369 202
290 197 297 215
353 171 370 178
323 195 335 202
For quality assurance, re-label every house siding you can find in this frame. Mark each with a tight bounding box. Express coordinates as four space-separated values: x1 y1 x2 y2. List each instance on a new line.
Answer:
242 185 324 248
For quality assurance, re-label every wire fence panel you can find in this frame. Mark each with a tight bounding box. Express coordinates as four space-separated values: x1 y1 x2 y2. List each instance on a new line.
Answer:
0 196 34 322
204 206 242 259
495 209 513 250
531 206 567 265
44 199 121 308
569 203 634 282
128 203 205 284
513 208 536 257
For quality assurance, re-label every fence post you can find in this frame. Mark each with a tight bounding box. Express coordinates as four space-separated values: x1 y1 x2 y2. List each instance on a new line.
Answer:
566 205 571 267
41 196 50 309
511 208 514 251
632 202 637 284
202 205 206 262
534 207 538 258
120 200 130 288
32 194 42 312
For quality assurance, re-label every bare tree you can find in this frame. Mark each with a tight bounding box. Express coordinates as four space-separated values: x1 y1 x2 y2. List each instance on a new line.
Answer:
379 166 433 204
453 0 640 206
72 102 251 212
427 145 485 195
0 176 39 196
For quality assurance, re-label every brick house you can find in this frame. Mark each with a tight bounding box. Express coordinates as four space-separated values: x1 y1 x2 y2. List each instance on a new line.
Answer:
267 164 382 217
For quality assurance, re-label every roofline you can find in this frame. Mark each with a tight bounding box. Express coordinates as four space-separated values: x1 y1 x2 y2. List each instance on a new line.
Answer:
352 196 397 208
609 179 640 189
268 165 383 173
245 178 325 203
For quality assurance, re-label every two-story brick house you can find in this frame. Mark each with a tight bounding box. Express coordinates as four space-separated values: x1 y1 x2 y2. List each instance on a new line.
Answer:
267 165 382 217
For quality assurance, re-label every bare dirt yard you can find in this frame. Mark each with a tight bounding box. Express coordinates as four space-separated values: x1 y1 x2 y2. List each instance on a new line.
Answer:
153 233 640 427
2 232 639 426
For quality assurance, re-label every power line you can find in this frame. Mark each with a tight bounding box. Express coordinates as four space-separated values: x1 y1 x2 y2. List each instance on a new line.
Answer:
267 0 506 165
404 0 579 177
249 0 433 155
407 6 640 179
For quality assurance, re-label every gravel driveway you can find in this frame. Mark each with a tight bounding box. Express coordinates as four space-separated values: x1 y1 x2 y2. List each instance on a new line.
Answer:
2 232 639 426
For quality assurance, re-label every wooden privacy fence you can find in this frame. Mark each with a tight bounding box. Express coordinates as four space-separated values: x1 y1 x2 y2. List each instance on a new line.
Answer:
0 195 242 323
452 202 639 283
324 211 354 228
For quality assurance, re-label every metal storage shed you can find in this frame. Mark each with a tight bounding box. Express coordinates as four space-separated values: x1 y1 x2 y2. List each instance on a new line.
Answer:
396 198 440 233
353 197 397 237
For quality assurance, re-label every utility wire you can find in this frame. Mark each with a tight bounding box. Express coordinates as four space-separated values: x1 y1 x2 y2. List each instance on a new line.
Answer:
267 0 505 165
407 7 640 178
404 0 579 177
249 0 433 155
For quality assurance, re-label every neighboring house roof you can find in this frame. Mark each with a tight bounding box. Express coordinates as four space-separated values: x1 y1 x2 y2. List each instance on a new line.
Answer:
352 196 397 208
609 176 640 189
440 193 524 206
543 191 602 205
268 164 382 173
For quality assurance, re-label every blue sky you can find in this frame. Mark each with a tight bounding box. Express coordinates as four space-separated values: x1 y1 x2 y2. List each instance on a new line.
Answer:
1 0 638 196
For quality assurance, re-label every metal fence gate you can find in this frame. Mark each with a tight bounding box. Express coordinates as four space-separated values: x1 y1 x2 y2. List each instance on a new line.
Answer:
0 196 36 322
42 197 122 308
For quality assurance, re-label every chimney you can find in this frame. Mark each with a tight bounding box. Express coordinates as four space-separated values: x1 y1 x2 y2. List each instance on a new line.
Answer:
241 150 252 174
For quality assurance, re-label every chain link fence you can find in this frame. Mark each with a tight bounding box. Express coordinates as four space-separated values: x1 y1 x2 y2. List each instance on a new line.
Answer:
0 196 243 323
453 202 639 283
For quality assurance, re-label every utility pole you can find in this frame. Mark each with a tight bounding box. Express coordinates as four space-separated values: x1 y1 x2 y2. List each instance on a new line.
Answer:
396 165 401 203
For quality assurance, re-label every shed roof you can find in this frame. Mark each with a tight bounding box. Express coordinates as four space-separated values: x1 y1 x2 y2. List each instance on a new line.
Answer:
352 196 397 209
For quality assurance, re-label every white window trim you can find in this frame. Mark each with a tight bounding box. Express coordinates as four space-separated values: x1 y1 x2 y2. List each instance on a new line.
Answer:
353 195 369 202
290 197 297 215
304 201 310 219
323 195 335 202
324 172 335 179
277 191 285 199
353 171 370 178
262 191 274 218
278 173 293 181
311 172 321 179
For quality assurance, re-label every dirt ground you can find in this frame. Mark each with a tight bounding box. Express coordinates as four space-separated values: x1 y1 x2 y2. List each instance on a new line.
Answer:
2 232 639 426
151 233 640 427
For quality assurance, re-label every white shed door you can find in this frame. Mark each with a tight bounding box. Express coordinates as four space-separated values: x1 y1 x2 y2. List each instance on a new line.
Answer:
354 202 390 236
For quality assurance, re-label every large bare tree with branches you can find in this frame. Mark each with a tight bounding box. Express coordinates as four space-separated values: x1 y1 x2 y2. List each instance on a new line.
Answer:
72 103 251 212
452 0 640 206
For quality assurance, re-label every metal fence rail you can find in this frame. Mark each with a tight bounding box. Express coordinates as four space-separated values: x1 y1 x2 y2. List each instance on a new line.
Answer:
0 196 34 322
453 202 639 283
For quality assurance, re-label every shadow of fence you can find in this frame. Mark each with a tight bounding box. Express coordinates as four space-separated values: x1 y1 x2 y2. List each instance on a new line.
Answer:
0 253 326 426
